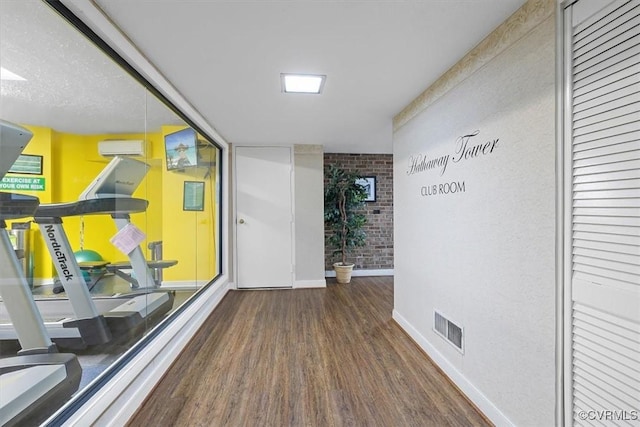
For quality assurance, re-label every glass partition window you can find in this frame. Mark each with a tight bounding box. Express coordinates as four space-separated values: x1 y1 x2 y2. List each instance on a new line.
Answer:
0 1 222 424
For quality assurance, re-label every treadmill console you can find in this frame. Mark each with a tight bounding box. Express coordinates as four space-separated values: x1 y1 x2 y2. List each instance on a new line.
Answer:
78 156 150 200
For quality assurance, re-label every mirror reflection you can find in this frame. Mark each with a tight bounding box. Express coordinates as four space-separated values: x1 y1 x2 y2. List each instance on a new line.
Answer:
0 1 221 424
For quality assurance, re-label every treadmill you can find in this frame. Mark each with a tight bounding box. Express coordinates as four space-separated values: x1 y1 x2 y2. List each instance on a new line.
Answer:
0 120 81 426
0 156 174 348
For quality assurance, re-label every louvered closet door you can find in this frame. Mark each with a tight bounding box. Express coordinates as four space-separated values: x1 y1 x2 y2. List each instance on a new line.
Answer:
569 0 640 425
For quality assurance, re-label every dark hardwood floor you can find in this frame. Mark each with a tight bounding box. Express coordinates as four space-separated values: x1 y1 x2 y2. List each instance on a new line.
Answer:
128 276 491 426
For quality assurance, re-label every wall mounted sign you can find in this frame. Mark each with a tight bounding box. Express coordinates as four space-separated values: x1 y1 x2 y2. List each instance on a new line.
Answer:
421 181 466 197
405 130 500 197
0 176 46 191
8 154 43 175
183 180 205 211
407 130 499 177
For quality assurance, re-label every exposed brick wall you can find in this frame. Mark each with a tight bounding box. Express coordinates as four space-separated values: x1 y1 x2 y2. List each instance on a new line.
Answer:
324 153 394 271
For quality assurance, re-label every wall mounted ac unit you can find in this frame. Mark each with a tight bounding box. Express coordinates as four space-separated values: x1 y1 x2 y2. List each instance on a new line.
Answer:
98 140 146 157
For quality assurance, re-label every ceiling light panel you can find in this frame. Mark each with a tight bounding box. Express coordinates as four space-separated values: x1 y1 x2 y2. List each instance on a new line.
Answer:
281 74 325 94
0 67 26 81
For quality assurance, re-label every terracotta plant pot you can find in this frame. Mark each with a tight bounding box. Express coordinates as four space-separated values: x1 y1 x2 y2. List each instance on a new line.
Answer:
333 263 354 284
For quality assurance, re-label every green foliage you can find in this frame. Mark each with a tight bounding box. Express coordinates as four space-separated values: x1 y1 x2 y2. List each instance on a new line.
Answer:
324 164 367 266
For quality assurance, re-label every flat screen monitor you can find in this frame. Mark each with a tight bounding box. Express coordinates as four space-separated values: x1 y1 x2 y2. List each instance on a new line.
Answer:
165 128 198 171
0 120 33 180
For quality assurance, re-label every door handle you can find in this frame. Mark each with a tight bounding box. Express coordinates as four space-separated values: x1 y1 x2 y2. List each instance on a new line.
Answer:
238 218 245 224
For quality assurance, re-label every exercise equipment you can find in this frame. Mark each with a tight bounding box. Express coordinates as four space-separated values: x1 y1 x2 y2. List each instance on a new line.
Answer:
51 249 107 293
0 120 81 426
8 221 34 288
53 259 178 294
75 249 108 284
75 249 104 271
0 156 176 348
51 247 176 294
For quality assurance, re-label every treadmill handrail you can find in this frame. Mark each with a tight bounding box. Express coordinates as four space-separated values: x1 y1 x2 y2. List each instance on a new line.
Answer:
0 192 40 220
34 197 148 219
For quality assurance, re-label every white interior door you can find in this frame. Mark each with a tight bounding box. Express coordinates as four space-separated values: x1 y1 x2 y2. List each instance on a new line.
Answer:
235 146 293 288
564 1 640 425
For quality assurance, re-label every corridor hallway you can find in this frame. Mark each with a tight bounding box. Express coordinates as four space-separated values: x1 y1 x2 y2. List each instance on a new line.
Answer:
129 277 490 426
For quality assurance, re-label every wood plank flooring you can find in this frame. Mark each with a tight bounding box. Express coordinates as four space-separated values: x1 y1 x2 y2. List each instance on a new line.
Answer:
128 277 491 427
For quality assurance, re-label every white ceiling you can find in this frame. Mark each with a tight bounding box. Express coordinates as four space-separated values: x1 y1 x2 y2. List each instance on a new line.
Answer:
0 0 184 135
1 0 527 154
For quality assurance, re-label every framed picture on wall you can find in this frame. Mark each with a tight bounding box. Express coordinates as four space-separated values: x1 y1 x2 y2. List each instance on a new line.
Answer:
183 181 205 211
356 176 376 202
8 154 43 175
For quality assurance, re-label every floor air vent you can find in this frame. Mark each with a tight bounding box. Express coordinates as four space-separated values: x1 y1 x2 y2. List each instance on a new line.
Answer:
434 311 464 353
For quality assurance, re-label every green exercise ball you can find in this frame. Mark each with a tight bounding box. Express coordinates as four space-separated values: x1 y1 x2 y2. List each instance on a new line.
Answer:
74 249 103 263
74 249 104 281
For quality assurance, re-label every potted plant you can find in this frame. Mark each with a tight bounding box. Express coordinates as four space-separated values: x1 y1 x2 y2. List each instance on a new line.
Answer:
324 164 367 284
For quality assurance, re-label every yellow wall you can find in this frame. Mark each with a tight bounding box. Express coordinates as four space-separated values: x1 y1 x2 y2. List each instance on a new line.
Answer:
52 132 161 265
160 125 218 285
10 124 218 284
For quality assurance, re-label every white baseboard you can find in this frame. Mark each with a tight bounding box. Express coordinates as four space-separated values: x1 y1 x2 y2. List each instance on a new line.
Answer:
325 268 394 278
294 279 327 289
160 280 210 290
392 309 514 427
46 276 232 426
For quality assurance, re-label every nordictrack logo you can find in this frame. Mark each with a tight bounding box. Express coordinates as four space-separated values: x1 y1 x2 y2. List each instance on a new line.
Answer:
44 225 74 281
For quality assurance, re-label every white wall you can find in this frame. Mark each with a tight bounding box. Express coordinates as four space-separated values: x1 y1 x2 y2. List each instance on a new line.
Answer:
294 144 326 287
393 7 556 427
